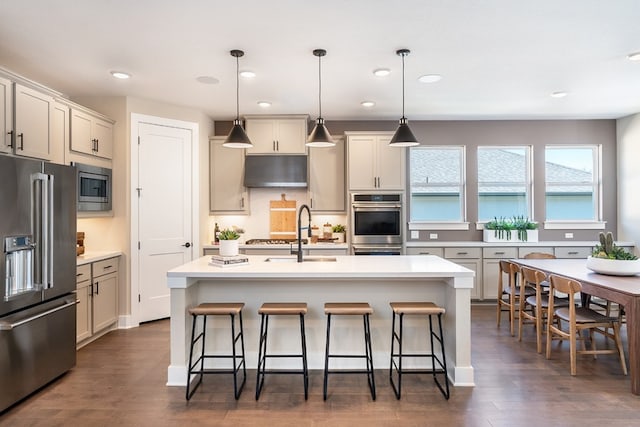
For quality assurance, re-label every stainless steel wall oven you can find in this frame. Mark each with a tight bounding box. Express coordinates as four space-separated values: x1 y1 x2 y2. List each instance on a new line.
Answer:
350 193 403 255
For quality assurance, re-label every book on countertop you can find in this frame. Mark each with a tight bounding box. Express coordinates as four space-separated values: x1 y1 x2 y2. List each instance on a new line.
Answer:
208 260 248 268
209 254 249 265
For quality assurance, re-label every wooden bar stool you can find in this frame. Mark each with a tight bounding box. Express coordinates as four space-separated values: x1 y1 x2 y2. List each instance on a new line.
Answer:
185 302 246 400
389 302 450 400
323 302 376 401
255 303 309 400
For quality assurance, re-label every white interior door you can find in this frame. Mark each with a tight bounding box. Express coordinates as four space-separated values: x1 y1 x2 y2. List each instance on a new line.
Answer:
137 122 193 322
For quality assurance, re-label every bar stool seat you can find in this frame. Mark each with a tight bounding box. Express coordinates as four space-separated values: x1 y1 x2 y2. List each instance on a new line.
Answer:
186 302 246 400
255 303 309 400
389 301 450 400
323 302 376 401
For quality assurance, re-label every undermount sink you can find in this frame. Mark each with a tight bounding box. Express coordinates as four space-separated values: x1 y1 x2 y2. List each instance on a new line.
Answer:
265 257 337 263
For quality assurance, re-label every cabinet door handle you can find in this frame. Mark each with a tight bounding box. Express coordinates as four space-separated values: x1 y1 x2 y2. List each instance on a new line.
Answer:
95 138 99 152
273 140 276 151
457 252 468 256
240 197 244 208
568 251 578 255
7 130 13 148
495 251 505 255
95 282 99 295
102 265 113 271
17 133 24 150
419 252 431 255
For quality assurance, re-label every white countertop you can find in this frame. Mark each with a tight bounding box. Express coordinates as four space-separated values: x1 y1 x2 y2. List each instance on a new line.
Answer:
203 242 348 250
167 254 474 288
77 251 122 266
405 240 635 248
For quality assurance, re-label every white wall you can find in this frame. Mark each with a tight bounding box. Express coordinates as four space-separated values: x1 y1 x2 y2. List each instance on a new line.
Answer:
616 113 640 255
72 95 214 320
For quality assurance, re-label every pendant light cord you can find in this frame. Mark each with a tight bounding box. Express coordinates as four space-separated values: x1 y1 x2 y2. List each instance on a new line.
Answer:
401 51 406 119
318 53 322 118
235 54 240 120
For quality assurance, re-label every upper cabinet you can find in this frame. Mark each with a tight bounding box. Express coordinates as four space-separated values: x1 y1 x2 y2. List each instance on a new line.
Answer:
245 115 308 154
209 137 249 213
0 76 12 155
70 108 114 159
346 132 405 191
309 136 345 212
14 83 54 160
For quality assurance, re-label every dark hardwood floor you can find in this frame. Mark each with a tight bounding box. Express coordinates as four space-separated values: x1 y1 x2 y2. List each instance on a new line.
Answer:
1 305 638 426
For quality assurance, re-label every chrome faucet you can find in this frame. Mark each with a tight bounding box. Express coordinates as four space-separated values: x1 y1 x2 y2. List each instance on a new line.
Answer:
297 204 312 262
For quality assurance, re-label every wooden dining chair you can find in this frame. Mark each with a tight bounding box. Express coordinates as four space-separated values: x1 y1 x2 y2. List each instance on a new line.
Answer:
546 274 627 376
518 266 568 353
497 260 533 336
523 252 556 259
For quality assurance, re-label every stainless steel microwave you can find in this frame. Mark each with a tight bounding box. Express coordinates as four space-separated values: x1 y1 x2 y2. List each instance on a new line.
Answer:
75 163 112 211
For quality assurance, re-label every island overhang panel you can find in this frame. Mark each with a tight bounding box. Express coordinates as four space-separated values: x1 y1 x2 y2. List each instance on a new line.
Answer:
166 255 475 388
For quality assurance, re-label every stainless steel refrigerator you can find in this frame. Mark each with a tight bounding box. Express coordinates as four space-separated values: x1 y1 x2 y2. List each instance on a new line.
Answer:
0 155 77 412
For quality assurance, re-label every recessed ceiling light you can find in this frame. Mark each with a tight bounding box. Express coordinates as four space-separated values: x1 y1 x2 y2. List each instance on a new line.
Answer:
373 68 391 77
239 70 256 78
196 75 219 84
550 91 568 98
361 101 375 107
257 101 271 108
110 71 131 79
418 74 442 83
627 52 640 61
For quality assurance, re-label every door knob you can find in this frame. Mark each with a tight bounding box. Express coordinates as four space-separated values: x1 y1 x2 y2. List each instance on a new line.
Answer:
182 242 191 248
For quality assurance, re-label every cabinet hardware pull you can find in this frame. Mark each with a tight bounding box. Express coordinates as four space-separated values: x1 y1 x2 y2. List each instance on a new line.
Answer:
76 273 83 277
568 251 578 255
95 138 99 152
7 130 13 148
419 252 431 255
240 197 244 208
495 251 505 255
17 133 24 150
103 265 113 270
95 282 99 295
457 252 468 255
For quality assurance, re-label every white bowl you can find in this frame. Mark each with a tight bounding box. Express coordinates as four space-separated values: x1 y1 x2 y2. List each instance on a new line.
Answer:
586 256 640 276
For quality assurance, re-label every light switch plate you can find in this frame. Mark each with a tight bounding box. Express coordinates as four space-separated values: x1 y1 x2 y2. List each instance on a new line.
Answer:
429 233 438 240
411 230 420 239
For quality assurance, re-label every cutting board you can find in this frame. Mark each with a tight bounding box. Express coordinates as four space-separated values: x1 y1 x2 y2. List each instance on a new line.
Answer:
270 194 297 240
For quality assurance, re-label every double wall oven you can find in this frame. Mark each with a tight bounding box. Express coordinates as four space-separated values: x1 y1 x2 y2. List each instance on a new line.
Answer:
350 193 403 255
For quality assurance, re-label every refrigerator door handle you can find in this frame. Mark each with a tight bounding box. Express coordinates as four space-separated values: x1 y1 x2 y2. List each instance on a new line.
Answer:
32 172 54 289
0 299 77 331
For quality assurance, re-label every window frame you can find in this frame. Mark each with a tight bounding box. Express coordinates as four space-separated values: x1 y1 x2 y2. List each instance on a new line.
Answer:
476 145 533 226
543 144 605 230
407 145 469 230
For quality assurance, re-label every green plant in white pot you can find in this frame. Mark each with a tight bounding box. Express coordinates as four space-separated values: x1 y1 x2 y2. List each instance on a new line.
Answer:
332 224 346 243
483 216 538 242
587 232 640 276
218 228 240 257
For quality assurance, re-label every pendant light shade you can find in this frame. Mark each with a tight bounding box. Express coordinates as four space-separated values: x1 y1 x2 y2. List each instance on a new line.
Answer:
389 49 420 147
224 49 253 148
307 49 335 147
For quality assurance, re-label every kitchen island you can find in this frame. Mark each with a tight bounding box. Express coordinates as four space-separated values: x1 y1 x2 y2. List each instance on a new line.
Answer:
166 255 475 388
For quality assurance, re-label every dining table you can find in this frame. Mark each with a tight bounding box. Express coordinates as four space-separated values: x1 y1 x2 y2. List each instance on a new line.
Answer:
511 257 640 396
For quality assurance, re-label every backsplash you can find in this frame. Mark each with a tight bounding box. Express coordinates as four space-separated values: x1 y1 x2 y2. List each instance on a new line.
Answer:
208 188 347 244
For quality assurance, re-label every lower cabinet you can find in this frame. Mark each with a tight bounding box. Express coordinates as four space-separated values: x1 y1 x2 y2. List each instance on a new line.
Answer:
444 247 482 300
76 256 119 345
482 247 518 300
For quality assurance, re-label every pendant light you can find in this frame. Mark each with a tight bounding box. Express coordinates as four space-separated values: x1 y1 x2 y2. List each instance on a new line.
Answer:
224 49 253 148
389 48 419 147
307 48 335 147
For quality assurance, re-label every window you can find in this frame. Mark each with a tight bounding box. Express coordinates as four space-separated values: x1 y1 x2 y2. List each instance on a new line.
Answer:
477 146 531 221
545 146 600 222
409 146 465 222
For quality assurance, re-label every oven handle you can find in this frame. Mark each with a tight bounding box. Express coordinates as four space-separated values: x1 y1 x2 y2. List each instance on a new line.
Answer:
352 204 402 210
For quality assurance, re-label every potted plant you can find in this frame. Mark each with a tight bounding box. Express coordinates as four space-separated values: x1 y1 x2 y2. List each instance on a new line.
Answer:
483 216 538 242
332 224 346 243
218 228 241 257
587 232 640 275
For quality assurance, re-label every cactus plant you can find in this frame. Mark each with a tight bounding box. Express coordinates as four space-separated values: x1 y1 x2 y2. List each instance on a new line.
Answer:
593 232 637 260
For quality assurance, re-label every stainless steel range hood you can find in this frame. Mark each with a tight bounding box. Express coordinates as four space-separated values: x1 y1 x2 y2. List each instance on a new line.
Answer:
244 155 308 188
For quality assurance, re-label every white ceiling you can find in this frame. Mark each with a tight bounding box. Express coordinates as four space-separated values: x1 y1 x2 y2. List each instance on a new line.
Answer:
2 0 640 121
